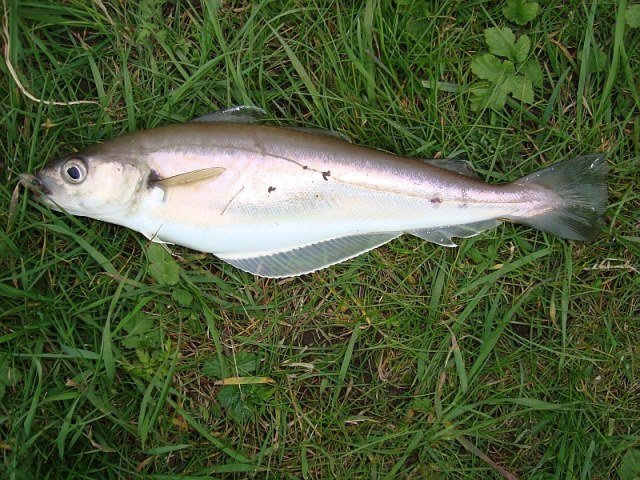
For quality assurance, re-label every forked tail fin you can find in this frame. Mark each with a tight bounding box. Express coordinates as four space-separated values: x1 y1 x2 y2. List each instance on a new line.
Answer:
512 154 608 241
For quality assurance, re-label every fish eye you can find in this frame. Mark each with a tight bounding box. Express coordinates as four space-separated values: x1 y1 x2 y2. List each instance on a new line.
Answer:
62 158 87 184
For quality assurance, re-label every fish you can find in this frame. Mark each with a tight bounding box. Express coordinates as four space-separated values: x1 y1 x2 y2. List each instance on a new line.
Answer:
20 106 608 278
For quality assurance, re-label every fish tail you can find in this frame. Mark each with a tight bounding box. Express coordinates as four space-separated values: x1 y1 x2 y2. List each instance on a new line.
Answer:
510 154 608 241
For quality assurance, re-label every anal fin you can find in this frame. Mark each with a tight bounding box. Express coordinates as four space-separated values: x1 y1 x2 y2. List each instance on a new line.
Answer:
409 219 501 247
217 232 400 278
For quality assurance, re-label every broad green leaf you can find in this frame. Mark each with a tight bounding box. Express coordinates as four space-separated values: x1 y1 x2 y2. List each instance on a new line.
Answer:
203 352 261 379
506 74 534 104
486 81 510 110
514 34 531 63
203 357 225 379
523 59 543 87
499 60 516 79
470 84 492 111
626 4 640 28
470 54 503 81
233 352 261 376
147 243 180 286
122 314 155 335
171 288 193 307
216 385 241 408
484 27 517 61
229 399 252 423
619 449 640 480
121 315 161 349
121 333 160 350
471 81 509 111
503 0 540 25
254 385 275 401
485 27 530 64
217 386 252 422
471 55 515 83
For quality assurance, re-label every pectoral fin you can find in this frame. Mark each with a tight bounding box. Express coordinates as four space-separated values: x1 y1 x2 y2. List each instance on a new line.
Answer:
149 167 227 189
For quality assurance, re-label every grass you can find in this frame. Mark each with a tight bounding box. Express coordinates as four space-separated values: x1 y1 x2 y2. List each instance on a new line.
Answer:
1 0 639 478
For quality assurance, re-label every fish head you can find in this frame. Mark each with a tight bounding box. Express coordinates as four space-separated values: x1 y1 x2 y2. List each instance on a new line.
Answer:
21 151 146 220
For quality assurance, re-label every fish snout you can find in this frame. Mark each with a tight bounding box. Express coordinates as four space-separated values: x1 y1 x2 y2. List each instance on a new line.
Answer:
19 173 51 196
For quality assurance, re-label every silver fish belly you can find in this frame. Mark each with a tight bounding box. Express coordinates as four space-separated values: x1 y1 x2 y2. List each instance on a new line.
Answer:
24 121 607 278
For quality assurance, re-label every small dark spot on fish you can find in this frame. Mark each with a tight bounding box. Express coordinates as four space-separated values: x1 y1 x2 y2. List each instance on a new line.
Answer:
322 170 331 181
460 189 469 208
268 186 276 193
430 197 442 204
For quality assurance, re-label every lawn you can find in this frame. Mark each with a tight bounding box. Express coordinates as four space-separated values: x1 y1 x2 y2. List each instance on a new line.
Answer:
1 0 639 478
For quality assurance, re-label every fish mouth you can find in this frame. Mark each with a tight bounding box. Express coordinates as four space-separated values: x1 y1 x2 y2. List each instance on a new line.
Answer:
19 173 52 197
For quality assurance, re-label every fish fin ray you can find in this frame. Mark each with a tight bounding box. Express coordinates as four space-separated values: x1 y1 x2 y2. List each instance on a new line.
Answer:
509 154 607 241
283 126 352 143
421 159 477 178
150 167 226 188
409 219 502 247
217 232 400 278
190 106 267 124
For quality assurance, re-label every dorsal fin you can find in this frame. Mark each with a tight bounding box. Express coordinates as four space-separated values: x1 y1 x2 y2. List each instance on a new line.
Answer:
422 158 477 178
190 106 267 124
284 126 352 143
